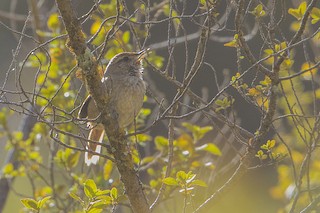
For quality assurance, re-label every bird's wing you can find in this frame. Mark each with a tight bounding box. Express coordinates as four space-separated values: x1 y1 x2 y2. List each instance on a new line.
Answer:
78 95 92 119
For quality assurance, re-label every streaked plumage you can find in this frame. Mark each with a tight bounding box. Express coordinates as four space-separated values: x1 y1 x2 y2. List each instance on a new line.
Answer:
78 51 147 166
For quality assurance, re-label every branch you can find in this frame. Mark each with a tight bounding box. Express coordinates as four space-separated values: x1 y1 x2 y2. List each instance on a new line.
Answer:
0 108 38 212
55 0 149 212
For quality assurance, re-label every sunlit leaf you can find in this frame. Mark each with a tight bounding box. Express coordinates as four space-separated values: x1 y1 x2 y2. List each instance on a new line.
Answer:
88 208 103 213
248 88 261 96
110 187 118 200
224 34 239 47
154 136 169 150
47 13 60 31
21 198 39 211
67 151 80 169
162 177 178 186
96 190 110 196
190 179 208 187
140 156 154 165
69 192 84 204
175 134 194 154
103 161 113 180
176 171 187 181
288 1 306 21
301 62 318 80
37 196 51 208
84 179 97 198
251 4 266 17
2 163 14 175
91 197 112 209
122 31 130 44
255 150 268 160
311 7 320 24
195 143 222 156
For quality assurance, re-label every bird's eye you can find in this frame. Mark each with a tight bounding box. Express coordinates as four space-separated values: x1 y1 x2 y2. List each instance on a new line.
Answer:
122 56 129 62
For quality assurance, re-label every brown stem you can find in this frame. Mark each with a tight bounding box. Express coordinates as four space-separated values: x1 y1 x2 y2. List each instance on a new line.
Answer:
55 0 149 212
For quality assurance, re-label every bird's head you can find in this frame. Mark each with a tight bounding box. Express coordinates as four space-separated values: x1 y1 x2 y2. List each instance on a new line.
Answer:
105 49 149 79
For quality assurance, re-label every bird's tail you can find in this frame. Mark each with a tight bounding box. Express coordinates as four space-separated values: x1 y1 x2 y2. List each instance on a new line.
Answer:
85 125 105 166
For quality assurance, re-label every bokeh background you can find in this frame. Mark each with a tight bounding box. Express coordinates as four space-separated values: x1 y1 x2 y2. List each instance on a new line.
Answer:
0 0 314 212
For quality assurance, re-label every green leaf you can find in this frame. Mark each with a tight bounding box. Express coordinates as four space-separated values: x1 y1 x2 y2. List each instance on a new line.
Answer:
96 190 110 196
255 150 268 160
195 143 222 156
88 208 103 213
176 171 187 181
190 179 208 187
251 4 266 17
91 197 112 209
162 177 178 186
110 187 118 200
2 163 14 175
122 31 130 44
103 161 113 181
0 108 7 125
224 34 239 48
182 123 213 141
69 192 84 204
195 126 213 141
288 1 306 21
84 179 97 199
154 136 169 150
267 139 276 149
47 13 60 30
21 198 39 211
37 196 51 208
13 131 23 141
311 7 320 24
67 151 80 169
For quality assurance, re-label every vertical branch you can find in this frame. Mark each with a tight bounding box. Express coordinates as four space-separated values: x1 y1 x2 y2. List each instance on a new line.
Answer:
27 0 44 43
55 0 150 212
0 109 38 212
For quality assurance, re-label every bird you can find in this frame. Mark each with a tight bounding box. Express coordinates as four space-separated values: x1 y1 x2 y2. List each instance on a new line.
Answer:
78 50 148 166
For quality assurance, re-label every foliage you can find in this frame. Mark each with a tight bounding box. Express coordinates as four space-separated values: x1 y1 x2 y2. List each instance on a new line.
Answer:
0 0 320 213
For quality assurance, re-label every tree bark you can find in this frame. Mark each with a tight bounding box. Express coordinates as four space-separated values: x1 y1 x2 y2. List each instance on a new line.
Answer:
55 0 150 212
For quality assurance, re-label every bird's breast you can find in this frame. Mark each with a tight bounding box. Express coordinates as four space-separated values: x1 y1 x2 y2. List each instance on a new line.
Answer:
110 77 146 128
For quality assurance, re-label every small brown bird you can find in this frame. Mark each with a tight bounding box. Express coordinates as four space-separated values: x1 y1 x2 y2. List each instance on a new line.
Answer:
78 50 147 166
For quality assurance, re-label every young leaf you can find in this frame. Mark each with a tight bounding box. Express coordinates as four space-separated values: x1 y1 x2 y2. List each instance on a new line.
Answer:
21 198 39 211
47 13 60 31
84 179 98 198
176 171 187 181
154 136 169 150
91 197 112 209
67 151 80 169
162 177 178 186
288 2 306 21
96 190 111 196
88 208 103 213
224 34 239 47
251 4 266 17
255 150 268 160
110 187 118 200
311 7 320 24
190 179 208 187
69 192 84 204
2 163 14 175
195 143 222 156
122 31 130 44
37 196 51 208
102 161 113 181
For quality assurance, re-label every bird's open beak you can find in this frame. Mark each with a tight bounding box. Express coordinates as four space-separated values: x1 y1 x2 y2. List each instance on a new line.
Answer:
137 48 150 61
